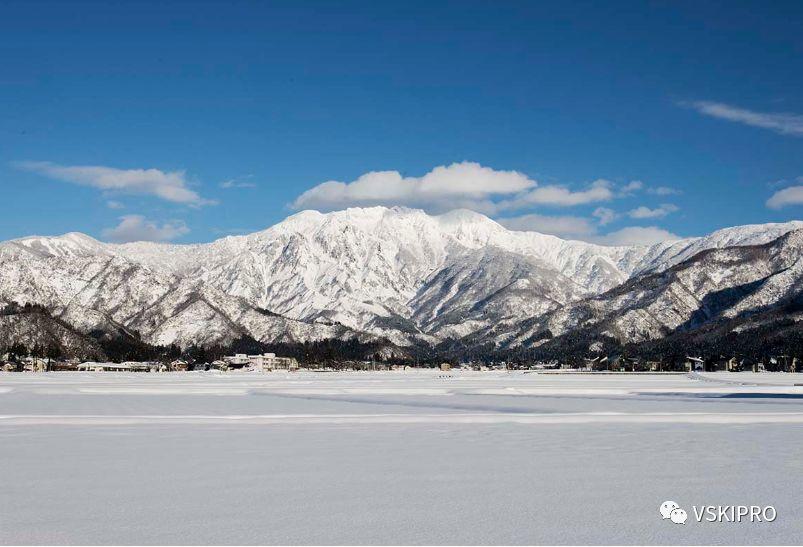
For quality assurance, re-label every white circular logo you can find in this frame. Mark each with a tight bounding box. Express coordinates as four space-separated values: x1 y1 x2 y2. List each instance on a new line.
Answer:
660 500 679 520
670 508 688 525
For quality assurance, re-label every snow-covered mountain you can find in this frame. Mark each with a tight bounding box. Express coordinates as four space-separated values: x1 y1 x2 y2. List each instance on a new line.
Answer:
0 232 367 350
0 305 106 360
482 229 803 352
1 206 801 351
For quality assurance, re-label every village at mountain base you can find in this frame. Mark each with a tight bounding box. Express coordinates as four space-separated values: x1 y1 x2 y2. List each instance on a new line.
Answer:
2 350 800 374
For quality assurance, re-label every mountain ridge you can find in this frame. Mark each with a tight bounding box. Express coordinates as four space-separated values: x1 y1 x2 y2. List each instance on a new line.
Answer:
1 206 801 353
482 229 803 354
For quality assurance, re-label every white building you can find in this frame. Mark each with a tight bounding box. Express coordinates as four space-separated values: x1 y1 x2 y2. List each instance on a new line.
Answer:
221 353 299 371
248 353 299 372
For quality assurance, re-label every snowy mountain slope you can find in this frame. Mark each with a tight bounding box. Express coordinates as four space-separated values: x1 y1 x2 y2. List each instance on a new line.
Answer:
1 206 801 349
409 246 586 339
626 220 803 275
111 208 803 337
107 208 613 340
486 229 803 349
0 236 368 348
0 306 106 359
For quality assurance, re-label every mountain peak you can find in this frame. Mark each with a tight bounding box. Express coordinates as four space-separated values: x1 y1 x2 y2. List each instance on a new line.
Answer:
6 231 107 258
1 209 801 351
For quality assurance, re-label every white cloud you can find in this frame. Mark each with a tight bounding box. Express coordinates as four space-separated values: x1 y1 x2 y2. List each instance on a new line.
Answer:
622 180 643 192
292 163 671 226
16 161 215 206
767 185 803 209
498 210 681 246
220 176 257 189
102 215 190 243
291 161 536 212
496 213 597 239
628 203 679 219
506 179 614 209
593 226 681 246
592 207 618 226
647 185 681 196
106 200 124 210
684 101 803 136
619 180 644 196
619 180 681 197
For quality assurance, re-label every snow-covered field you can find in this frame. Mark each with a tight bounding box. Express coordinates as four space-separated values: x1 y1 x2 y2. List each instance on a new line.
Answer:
1 370 802 545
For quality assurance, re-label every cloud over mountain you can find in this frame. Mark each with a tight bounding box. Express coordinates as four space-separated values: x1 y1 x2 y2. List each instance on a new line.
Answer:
102 215 190 243
496 213 597 239
628 203 679 219
592 225 681 246
291 162 620 214
501 179 614 209
291 162 534 213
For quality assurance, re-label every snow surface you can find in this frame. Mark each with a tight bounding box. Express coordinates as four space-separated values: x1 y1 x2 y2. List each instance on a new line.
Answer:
1 370 802 544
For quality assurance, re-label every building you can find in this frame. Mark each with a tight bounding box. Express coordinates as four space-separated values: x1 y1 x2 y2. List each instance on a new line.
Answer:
121 361 152 372
224 353 299 371
51 361 79 371
77 362 133 372
250 353 298 371
684 357 704 372
223 354 251 368
22 357 48 372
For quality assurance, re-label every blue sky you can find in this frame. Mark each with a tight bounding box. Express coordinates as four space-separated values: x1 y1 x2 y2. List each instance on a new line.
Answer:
1 0 802 245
